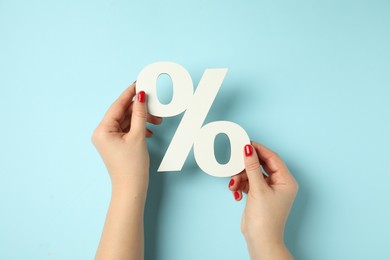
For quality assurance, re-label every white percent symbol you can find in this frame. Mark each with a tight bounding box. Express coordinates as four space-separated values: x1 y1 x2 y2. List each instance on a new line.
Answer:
136 62 250 177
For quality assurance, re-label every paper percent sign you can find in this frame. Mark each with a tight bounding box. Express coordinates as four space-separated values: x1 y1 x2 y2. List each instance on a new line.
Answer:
136 62 250 177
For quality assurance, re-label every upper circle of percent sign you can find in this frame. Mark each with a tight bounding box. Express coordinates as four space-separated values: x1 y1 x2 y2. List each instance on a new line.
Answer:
136 61 250 178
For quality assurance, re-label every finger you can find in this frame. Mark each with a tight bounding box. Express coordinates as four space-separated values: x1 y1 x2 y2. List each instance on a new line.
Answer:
239 180 250 194
147 114 163 125
146 128 153 138
121 116 159 134
101 83 136 128
252 142 297 185
128 90 147 137
252 142 290 175
228 172 248 191
129 103 162 125
232 190 242 201
244 144 268 192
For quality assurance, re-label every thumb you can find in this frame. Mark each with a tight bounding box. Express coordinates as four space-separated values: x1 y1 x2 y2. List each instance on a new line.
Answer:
129 90 147 137
244 144 268 192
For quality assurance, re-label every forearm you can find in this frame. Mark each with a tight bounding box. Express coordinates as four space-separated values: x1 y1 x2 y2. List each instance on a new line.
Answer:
95 181 147 260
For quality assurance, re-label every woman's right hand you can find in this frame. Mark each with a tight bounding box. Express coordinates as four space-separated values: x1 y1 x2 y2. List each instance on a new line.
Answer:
228 142 298 260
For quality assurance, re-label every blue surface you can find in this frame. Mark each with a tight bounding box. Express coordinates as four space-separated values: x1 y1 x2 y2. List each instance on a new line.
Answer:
1 0 390 259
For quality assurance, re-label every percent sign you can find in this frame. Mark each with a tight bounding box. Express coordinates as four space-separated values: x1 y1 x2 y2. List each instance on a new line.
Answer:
136 62 250 177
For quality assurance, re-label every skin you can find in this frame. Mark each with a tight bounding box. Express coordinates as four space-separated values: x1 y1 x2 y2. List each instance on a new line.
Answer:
91 82 162 260
92 84 298 260
229 143 298 260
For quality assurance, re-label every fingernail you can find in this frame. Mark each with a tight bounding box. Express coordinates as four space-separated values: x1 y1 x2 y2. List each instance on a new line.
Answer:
229 179 234 188
138 91 146 103
147 129 153 135
234 191 240 201
244 144 253 157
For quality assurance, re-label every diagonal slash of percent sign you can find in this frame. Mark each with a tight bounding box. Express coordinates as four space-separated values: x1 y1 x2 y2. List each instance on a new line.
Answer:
136 62 250 177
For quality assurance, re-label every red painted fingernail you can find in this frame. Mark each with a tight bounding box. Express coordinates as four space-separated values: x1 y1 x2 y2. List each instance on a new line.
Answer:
138 91 146 103
229 179 235 187
234 191 240 200
147 129 153 135
244 144 253 157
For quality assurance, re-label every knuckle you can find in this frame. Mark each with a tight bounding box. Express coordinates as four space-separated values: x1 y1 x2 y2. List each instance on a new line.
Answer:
133 109 147 119
288 180 299 195
269 151 279 160
246 160 260 172
91 128 105 145
264 151 281 165
293 180 299 192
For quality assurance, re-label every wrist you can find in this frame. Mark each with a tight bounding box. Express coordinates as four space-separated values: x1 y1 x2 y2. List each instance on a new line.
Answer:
245 236 292 260
110 170 148 191
110 181 148 217
110 175 148 203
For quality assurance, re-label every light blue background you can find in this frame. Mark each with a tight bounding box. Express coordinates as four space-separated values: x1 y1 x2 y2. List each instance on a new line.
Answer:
1 0 389 259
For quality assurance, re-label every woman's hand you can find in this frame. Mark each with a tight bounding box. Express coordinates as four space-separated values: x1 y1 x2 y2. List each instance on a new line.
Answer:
229 142 298 260
91 82 162 194
91 82 162 260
